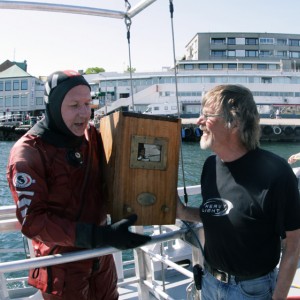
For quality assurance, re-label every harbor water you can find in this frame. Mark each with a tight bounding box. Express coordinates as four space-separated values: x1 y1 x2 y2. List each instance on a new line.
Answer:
0 140 300 282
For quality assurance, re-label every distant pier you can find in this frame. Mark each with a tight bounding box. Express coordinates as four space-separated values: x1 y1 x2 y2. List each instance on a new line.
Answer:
181 118 300 142
1 117 300 142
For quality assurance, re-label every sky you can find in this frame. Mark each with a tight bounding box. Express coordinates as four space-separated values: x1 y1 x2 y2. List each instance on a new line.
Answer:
0 0 300 78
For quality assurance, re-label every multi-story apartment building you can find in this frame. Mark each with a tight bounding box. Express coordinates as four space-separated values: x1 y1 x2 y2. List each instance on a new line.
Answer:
93 32 300 119
182 32 300 71
0 60 45 120
2 33 300 120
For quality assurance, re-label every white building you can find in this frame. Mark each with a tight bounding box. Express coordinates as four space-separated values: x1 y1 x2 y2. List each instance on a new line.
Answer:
91 32 300 118
0 60 45 120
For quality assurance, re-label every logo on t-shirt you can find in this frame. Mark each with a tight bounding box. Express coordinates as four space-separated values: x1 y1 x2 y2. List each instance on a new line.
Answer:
201 198 233 216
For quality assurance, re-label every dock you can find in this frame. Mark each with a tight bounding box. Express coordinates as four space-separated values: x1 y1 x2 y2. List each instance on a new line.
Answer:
1 118 300 142
181 118 300 142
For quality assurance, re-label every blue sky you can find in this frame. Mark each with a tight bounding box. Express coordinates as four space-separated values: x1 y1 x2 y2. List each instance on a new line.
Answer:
0 0 299 77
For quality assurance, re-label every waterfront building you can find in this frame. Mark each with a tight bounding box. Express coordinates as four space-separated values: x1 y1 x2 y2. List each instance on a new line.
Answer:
93 32 300 118
0 60 45 120
2 32 300 120
183 32 300 71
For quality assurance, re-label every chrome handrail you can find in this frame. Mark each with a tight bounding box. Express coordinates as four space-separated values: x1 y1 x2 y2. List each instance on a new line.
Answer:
0 0 157 19
0 226 194 274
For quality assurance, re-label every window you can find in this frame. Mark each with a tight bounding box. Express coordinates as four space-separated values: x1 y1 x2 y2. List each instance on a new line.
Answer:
259 38 274 44
289 39 300 46
0 96 3 107
248 77 260 83
245 38 258 45
259 50 273 57
21 95 27 106
228 64 237 69
184 64 194 70
21 80 28 90
211 50 226 57
116 80 128 87
236 50 245 57
246 50 258 57
277 38 287 45
261 77 272 83
211 38 225 44
227 37 236 45
228 77 247 83
290 51 300 58
257 64 268 70
199 64 208 70
5 81 11 91
13 95 19 106
36 97 44 105
213 64 223 70
243 64 252 70
276 51 287 57
5 95 12 107
13 80 19 91
215 77 228 83
0 81 3 91
227 50 236 57
119 93 129 98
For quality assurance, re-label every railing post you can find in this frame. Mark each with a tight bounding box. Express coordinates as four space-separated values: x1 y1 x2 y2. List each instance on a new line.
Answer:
0 272 9 299
113 252 124 282
133 226 151 299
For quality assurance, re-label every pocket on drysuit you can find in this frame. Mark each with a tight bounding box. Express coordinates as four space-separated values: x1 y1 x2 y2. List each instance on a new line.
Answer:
28 266 66 296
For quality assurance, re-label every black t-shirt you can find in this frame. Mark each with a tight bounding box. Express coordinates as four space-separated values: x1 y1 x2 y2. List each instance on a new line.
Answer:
200 148 300 277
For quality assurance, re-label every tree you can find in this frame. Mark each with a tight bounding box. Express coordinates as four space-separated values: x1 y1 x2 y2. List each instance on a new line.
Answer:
124 66 136 73
85 67 105 74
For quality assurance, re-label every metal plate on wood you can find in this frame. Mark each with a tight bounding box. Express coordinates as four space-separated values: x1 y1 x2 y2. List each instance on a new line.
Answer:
137 192 156 206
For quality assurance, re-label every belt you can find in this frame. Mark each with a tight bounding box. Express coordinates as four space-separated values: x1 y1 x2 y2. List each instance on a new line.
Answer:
204 262 269 284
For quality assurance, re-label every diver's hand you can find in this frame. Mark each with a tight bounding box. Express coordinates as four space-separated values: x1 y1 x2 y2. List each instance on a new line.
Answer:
75 214 151 250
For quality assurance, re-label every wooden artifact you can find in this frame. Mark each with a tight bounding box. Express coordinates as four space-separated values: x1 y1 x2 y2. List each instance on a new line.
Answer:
99 111 181 225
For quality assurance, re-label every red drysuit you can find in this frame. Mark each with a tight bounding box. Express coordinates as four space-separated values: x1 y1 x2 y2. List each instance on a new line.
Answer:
7 125 118 300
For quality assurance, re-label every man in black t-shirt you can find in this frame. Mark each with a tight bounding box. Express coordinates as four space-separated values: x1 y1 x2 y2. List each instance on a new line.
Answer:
177 84 300 300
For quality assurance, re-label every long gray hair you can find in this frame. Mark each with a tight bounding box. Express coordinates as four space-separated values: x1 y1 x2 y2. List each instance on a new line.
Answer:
202 84 260 150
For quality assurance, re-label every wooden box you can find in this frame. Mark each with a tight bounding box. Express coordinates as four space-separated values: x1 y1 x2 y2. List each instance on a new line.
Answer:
99 111 181 225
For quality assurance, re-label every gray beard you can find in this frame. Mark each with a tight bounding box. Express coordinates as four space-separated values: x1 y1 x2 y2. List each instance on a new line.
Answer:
200 135 212 150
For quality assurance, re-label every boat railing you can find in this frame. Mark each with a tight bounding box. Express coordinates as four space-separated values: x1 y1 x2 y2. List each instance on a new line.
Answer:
0 220 203 299
0 185 204 300
1 176 299 299
0 114 25 125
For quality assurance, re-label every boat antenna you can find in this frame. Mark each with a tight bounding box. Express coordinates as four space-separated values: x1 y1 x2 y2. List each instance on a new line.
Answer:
125 0 135 112
168 0 189 206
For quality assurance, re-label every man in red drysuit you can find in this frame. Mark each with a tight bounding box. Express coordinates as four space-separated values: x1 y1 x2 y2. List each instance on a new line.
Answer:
7 70 150 299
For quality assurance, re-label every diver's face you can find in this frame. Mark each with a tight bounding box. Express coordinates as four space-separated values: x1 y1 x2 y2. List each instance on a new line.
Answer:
61 85 92 136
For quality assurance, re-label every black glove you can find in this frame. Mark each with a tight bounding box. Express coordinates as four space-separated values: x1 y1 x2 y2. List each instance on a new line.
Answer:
75 214 151 250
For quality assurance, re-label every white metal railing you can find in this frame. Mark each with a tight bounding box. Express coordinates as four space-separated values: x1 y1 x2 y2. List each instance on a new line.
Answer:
0 222 203 300
0 0 157 19
0 184 204 299
0 113 24 124
0 227 192 273
1 176 298 299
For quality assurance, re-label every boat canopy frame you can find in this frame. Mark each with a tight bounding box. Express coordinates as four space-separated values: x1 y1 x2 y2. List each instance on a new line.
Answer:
0 0 157 19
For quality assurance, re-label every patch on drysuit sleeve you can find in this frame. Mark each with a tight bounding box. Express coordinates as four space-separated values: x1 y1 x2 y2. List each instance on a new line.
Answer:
13 173 35 188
